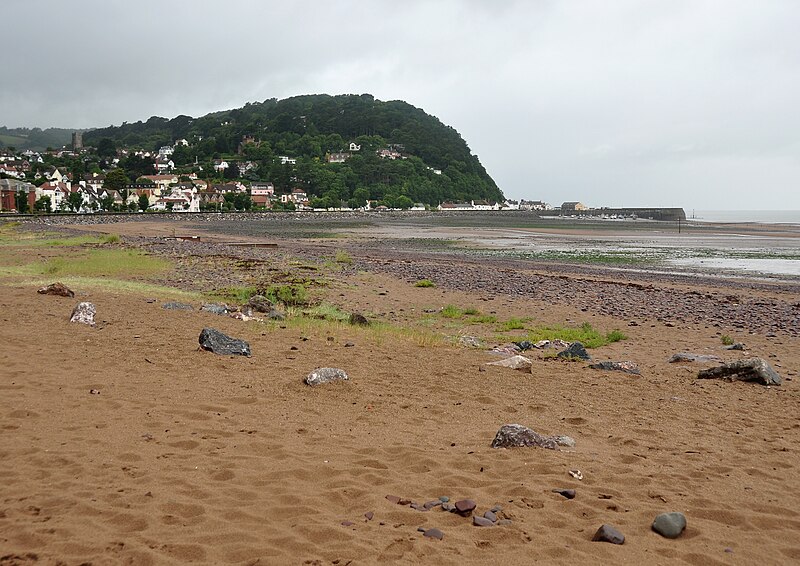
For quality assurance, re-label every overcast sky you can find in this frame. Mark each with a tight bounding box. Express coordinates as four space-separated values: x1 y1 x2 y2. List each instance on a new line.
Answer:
4 0 799 210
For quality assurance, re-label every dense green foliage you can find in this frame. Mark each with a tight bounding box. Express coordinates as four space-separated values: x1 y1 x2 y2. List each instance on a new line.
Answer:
0 127 77 151
84 94 503 206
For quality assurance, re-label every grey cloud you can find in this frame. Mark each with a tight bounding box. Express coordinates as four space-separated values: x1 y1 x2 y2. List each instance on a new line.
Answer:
4 0 799 209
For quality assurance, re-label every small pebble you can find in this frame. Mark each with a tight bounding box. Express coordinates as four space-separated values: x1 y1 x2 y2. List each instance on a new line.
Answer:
553 489 576 499
455 499 477 515
364 512 374 521
439 496 450 502
652 512 687 539
385 495 400 504
341 521 354 527
423 528 444 540
484 511 497 522
89 389 100 395
592 524 625 544
497 519 513 526
473 516 494 527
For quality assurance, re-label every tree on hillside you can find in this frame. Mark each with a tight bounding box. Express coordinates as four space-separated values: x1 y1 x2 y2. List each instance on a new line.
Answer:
97 138 116 159
104 169 130 209
138 193 150 211
34 195 52 213
67 191 83 212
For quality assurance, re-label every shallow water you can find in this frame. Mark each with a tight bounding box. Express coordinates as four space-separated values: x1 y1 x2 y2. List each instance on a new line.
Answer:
668 257 800 277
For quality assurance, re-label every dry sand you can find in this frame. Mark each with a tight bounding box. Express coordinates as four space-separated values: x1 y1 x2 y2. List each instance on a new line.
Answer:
2 219 800 565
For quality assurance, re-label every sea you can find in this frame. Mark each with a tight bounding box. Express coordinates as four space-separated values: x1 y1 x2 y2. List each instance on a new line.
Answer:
689 210 800 225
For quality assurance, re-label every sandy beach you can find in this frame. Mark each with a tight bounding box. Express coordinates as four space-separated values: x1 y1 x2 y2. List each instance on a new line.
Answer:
2 214 800 565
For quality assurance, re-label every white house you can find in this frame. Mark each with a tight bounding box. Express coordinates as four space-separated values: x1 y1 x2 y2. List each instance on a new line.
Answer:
349 142 361 151
279 156 297 165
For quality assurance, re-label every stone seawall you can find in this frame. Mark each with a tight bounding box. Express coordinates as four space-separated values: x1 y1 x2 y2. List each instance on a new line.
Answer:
565 208 686 221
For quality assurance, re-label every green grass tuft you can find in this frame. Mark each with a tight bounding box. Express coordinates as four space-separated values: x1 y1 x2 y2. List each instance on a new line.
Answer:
469 314 497 324
440 304 463 318
524 322 627 348
414 279 436 288
334 250 353 265
497 317 527 332
720 334 734 345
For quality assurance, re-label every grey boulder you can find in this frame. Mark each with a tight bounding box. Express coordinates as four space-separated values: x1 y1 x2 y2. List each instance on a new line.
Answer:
247 295 273 313
485 355 532 371
592 524 625 544
491 424 560 450
557 342 591 360
163 301 194 311
589 361 640 375
70 302 96 326
198 327 251 356
652 512 687 539
668 352 721 363
697 358 781 386
200 303 230 315
305 367 349 387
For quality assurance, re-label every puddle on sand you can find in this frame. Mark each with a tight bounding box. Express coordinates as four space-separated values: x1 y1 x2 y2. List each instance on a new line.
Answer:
668 257 800 277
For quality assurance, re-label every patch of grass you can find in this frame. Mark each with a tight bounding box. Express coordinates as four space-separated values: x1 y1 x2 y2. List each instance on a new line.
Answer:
462 307 480 315
497 317 527 331
35 249 169 278
414 279 436 288
211 285 257 303
334 250 353 265
720 334 734 346
0 275 201 300
469 314 497 324
262 283 309 306
101 234 121 244
440 304 464 318
300 302 350 322
525 323 627 348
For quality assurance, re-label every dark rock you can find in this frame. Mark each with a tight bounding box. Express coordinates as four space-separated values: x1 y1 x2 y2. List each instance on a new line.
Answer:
423 501 441 510
410 502 428 511
38 282 74 298
341 520 354 527
668 352 721 363
513 340 534 351
484 511 497 522
398 498 411 506
365 511 374 521
70 302 96 326
473 516 494 527
349 312 370 326
592 524 625 544
247 295 272 313
439 496 450 503
266 309 285 321
89 389 100 395
652 512 687 539
490 505 502 513
198 327 251 356
490 424 559 450
698 358 781 386
724 343 745 351
557 342 591 360
344 341 355 347
553 489 576 499
305 367 349 387
423 528 444 540
162 302 193 311
200 303 229 315
385 495 401 504
589 361 641 375
454 499 476 516
441 502 455 512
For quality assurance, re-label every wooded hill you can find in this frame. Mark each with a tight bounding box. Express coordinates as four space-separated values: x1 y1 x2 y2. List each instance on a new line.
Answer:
84 94 503 207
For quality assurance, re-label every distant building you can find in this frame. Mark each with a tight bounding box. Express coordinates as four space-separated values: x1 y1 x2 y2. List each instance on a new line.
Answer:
327 152 350 163
71 131 83 150
561 201 588 213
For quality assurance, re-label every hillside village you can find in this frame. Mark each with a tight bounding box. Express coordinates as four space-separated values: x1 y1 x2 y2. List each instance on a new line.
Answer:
0 135 546 214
